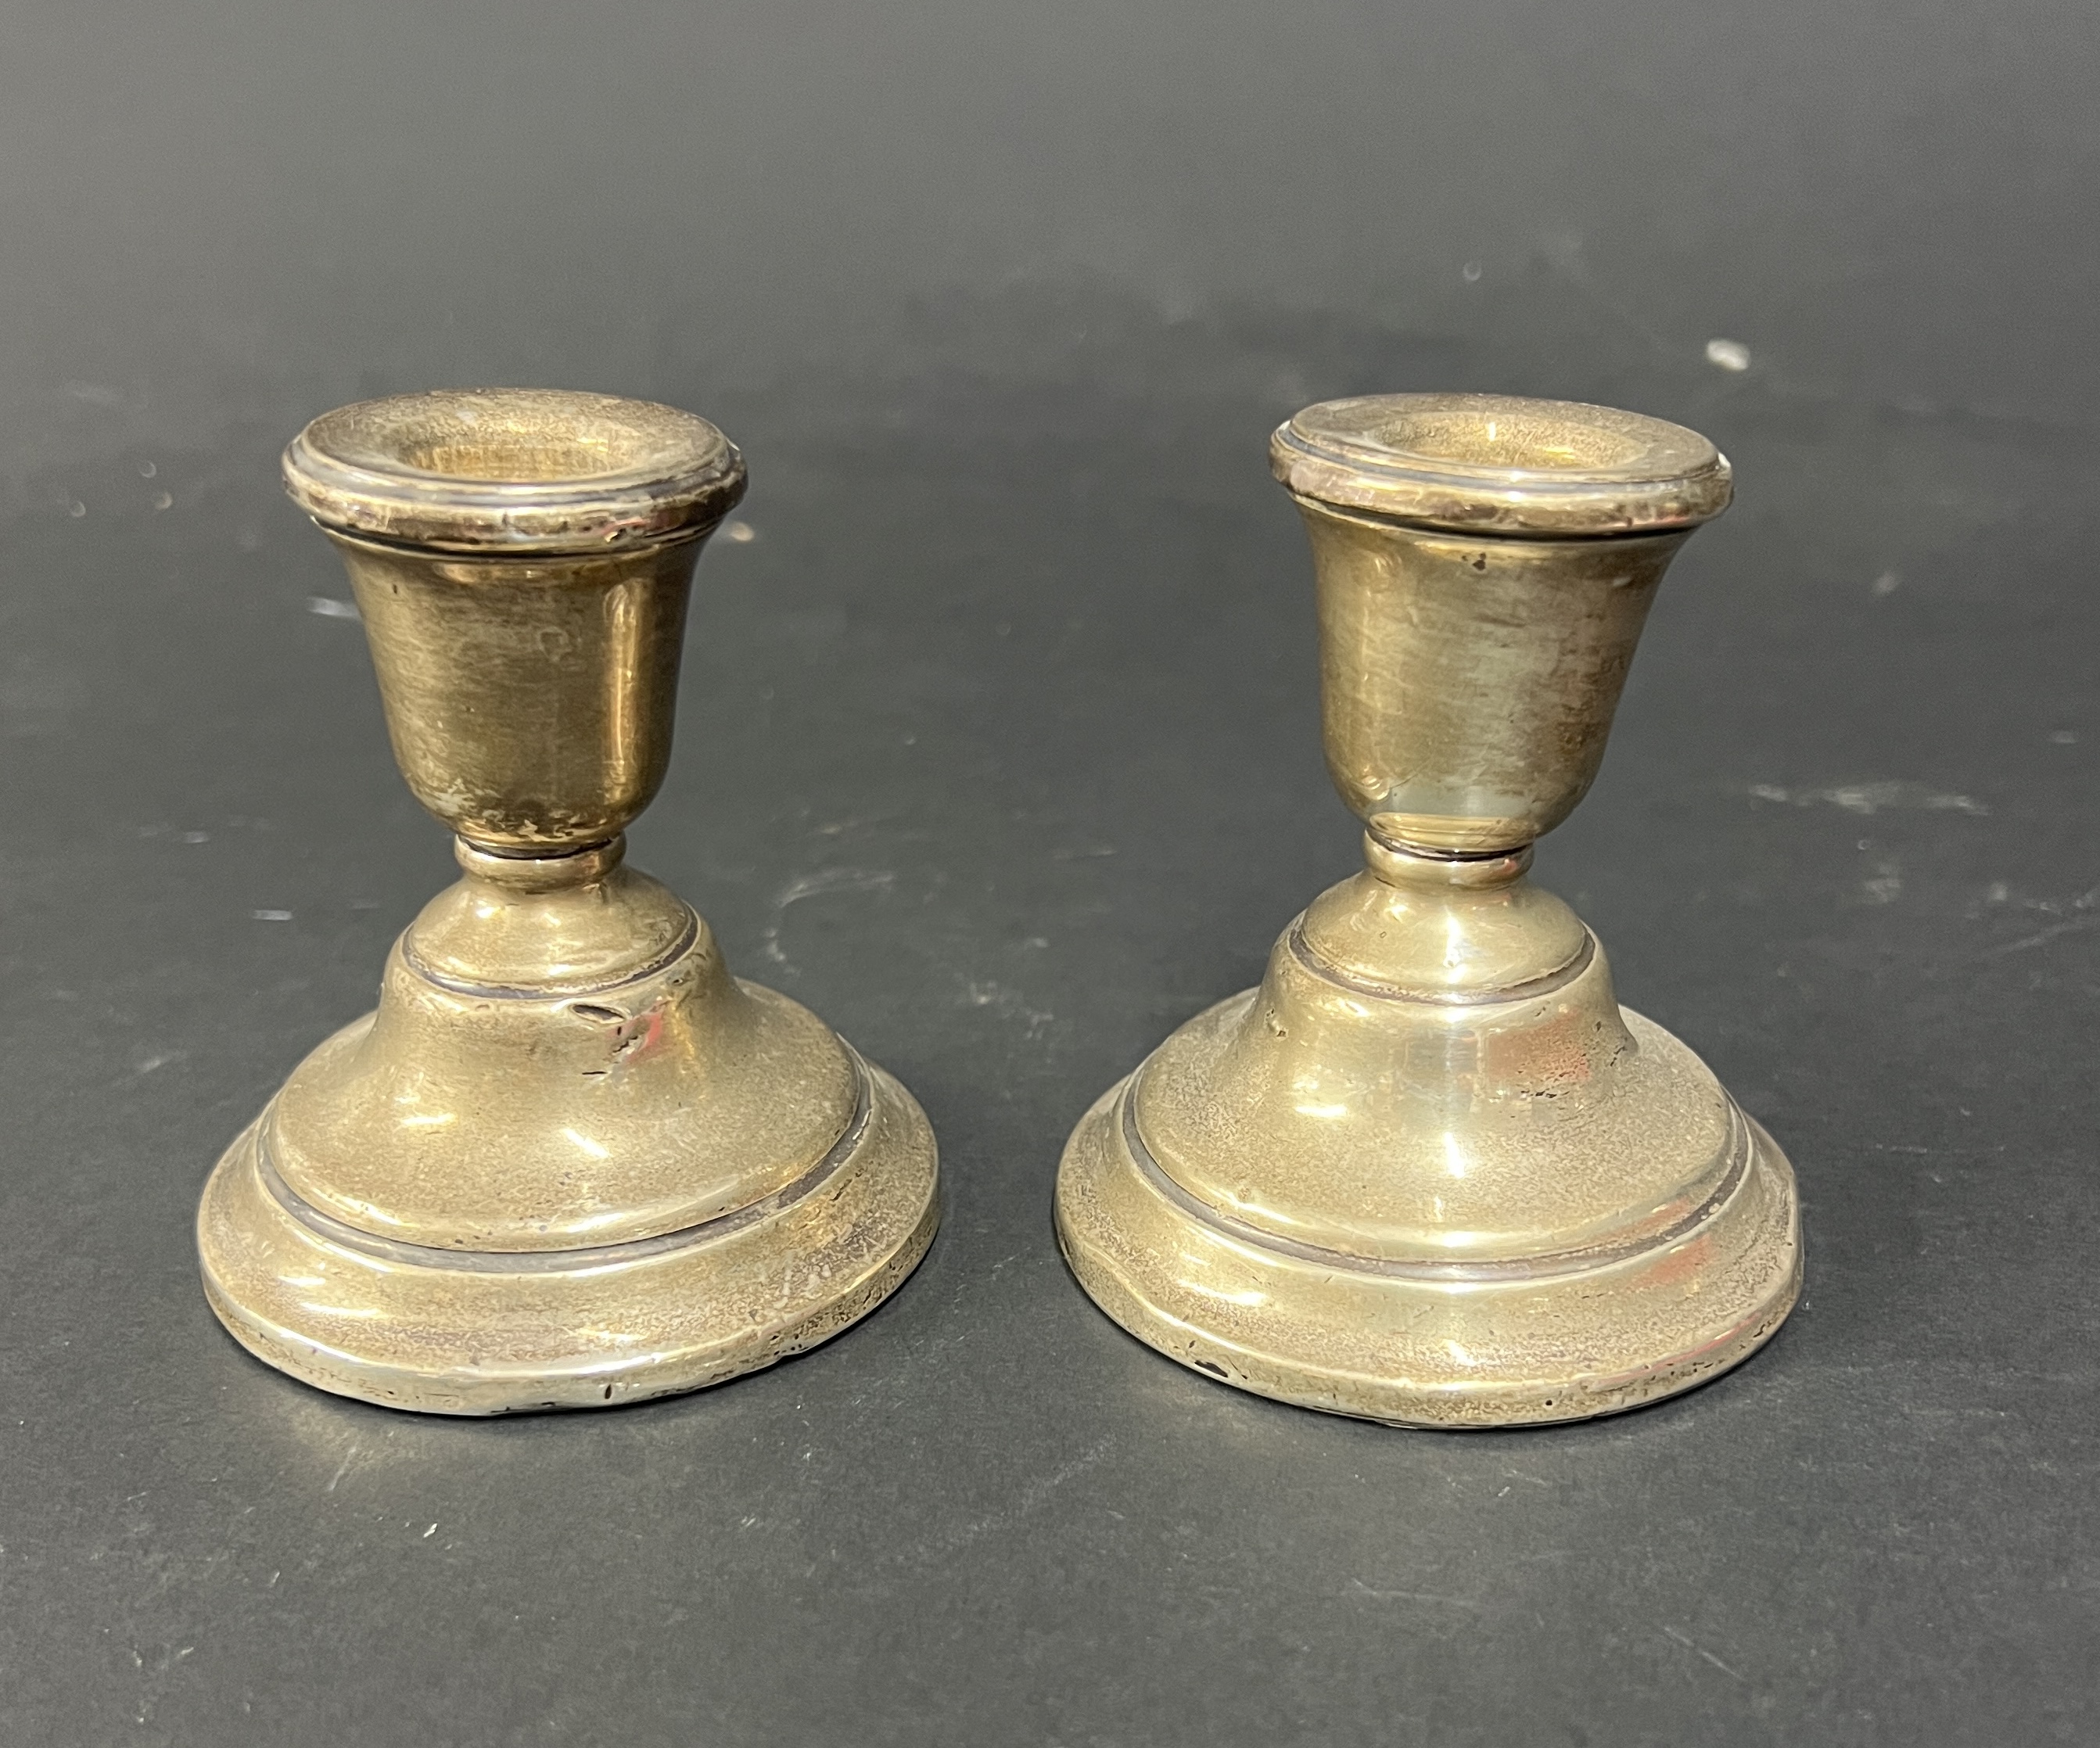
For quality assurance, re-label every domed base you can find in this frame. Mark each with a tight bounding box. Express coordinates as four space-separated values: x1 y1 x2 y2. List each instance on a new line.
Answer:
1055 1000 1800 1429
199 1043 938 1416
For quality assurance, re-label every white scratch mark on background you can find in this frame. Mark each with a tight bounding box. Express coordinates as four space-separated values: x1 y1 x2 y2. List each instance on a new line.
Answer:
1664 1624 1745 1680
1750 781 1987 816
1350 1580 1484 1609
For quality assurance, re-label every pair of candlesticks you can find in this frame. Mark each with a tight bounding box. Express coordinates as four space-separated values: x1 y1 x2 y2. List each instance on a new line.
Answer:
196 388 1800 1428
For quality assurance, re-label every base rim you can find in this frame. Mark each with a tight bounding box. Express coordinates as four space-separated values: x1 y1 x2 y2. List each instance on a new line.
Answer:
1054 1031 1801 1430
198 1060 939 1416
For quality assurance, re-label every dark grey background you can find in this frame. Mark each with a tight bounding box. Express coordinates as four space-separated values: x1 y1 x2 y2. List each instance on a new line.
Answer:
1 2 2095 1743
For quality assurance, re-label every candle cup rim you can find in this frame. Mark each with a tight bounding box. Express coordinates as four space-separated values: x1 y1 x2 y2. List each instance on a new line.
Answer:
285 387 746 554
1273 393 1731 537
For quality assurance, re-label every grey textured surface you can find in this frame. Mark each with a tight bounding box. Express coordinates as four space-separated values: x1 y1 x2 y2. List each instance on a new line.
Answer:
1 2 2095 1743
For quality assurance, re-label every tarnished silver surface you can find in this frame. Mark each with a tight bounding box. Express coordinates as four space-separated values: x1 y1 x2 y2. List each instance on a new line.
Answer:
1057 394 1800 1427
198 389 939 1414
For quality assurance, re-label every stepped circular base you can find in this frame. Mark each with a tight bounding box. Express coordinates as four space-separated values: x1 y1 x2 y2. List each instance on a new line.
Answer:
1054 1010 1800 1429
199 1054 938 1416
